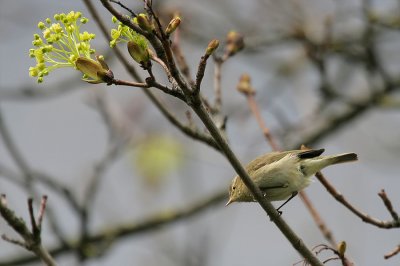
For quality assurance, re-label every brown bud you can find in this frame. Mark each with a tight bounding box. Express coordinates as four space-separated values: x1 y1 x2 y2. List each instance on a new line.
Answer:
237 74 255 96
205 39 219 56
225 31 244 57
76 57 114 84
165 17 181 35
337 241 346 257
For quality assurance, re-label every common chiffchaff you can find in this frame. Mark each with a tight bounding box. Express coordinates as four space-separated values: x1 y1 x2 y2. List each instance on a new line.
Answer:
226 149 357 207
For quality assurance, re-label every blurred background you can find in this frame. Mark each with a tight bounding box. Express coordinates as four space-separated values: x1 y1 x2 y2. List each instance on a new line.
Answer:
0 0 399 265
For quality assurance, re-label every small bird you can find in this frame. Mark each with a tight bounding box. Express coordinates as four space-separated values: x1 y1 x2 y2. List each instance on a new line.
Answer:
226 149 357 211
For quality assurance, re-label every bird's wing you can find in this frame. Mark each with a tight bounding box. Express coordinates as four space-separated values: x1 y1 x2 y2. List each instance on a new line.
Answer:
297 149 325 159
245 151 292 174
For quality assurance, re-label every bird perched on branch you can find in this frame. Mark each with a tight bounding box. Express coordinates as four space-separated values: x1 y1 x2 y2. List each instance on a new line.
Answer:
226 149 357 211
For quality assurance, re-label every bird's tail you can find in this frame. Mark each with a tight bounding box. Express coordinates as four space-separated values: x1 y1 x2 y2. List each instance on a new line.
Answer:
302 153 358 176
327 153 358 165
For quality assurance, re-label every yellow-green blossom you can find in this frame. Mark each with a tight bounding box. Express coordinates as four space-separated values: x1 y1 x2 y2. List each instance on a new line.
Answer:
110 15 151 68
29 11 111 83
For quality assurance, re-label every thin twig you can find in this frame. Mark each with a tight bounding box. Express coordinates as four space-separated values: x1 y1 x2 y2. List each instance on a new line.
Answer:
28 199 38 237
298 192 337 247
384 245 400 260
315 172 400 228
150 53 177 85
109 0 137 17
378 189 399 221
112 79 149 87
1 234 27 249
0 163 80 212
213 58 223 113
37 196 48 230
146 78 186 101
171 26 194 86
194 53 211 95
0 195 56 266
246 94 280 151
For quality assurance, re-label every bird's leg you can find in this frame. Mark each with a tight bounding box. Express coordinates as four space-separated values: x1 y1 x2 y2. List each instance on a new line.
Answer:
276 191 298 215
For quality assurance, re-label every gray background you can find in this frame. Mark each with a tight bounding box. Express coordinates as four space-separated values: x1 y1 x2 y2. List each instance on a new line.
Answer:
1 0 399 265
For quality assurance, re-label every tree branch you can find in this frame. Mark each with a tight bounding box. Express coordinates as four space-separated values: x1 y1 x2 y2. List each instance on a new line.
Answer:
315 172 400 228
0 195 56 266
0 191 227 266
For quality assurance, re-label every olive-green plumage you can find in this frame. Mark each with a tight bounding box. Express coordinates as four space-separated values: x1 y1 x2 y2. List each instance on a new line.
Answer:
226 149 357 206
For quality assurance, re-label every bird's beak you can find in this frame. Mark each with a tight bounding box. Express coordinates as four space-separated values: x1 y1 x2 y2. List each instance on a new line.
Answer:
225 198 233 206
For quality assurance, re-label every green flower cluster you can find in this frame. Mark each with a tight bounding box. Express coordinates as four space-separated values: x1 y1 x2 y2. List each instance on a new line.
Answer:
29 11 108 83
109 16 150 67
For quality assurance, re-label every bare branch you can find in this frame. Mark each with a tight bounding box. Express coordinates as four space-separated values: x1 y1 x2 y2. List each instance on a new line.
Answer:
112 79 149 87
315 172 400 228
378 189 399 221
109 0 137 17
298 192 337 247
0 108 69 244
0 195 56 266
171 26 195 86
212 58 223 113
384 245 400 260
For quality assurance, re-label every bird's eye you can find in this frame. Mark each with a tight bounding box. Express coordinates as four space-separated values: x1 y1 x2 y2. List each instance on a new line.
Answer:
232 186 236 190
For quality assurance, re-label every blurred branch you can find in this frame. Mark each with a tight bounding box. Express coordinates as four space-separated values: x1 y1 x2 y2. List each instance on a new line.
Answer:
0 163 80 212
0 195 56 266
171 25 195 86
287 72 399 150
0 69 86 102
246 94 280 151
378 189 399 221
0 191 227 266
0 108 69 245
299 192 337 247
384 245 400 260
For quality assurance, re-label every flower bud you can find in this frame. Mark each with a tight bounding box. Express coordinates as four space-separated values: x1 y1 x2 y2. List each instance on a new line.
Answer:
136 14 154 32
225 31 244 57
205 39 219 56
38 22 45 30
75 57 113 84
165 17 181 35
96 55 110 71
127 41 150 67
236 74 255 96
